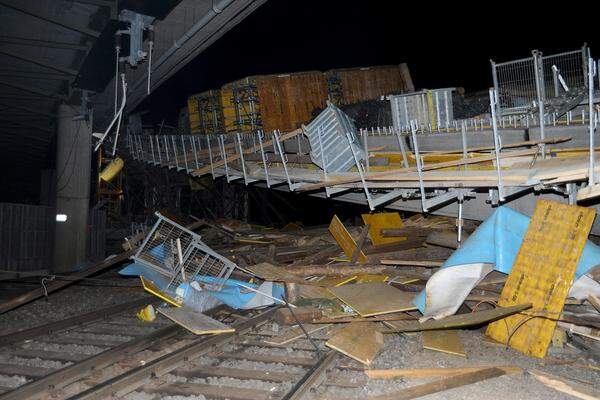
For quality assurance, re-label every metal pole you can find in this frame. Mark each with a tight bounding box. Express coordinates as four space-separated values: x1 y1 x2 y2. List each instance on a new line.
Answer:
410 120 428 212
588 57 597 186
533 50 546 159
489 88 504 202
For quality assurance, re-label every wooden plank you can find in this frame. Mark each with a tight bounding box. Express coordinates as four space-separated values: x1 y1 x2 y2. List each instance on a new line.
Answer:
0 298 150 347
329 215 366 264
383 303 532 333
366 365 521 379
213 352 317 366
36 336 125 348
430 136 571 154
422 330 466 357
486 200 595 358
380 260 443 267
174 366 302 382
367 367 513 400
147 382 277 400
8 348 87 363
529 369 600 400
263 324 331 346
298 148 539 191
0 363 54 378
325 322 383 366
158 307 234 335
329 282 416 317
351 224 371 263
588 294 600 313
362 212 406 245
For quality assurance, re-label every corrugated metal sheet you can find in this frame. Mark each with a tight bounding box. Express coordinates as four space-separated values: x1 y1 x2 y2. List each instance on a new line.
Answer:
0 203 53 272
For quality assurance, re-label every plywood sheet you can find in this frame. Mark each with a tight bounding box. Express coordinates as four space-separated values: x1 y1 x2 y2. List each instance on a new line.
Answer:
329 282 416 317
326 322 384 366
329 215 366 264
158 307 235 335
423 330 466 357
486 200 595 358
362 212 406 246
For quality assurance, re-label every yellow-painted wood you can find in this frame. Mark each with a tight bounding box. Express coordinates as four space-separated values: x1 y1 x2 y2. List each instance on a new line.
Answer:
486 200 595 358
326 322 384 366
140 277 182 307
361 212 406 245
328 215 366 264
329 282 416 317
423 330 466 357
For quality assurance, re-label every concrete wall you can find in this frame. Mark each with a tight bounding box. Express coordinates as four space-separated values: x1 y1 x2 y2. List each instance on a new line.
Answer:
54 104 92 273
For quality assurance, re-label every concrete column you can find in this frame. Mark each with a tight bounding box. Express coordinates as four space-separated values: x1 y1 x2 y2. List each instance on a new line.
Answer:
54 104 91 273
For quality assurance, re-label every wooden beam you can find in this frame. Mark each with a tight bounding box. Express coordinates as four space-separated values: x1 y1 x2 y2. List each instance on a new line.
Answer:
298 148 539 191
0 0 102 38
367 367 513 400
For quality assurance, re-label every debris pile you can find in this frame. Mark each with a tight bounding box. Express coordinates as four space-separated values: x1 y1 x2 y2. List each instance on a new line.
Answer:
123 200 600 398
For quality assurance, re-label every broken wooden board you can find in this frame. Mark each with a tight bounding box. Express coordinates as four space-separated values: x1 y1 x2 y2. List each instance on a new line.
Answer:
329 215 366 264
355 274 388 283
486 200 595 358
263 323 331 346
362 212 406 245
529 370 600 400
326 322 383 366
140 277 182 307
383 303 531 333
328 282 416 317
422 330 466 357
366 367 514 400
158 307 235 335
366 365 521 379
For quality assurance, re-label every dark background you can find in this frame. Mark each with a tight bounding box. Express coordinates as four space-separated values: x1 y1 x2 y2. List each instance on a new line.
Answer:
138 0 597 125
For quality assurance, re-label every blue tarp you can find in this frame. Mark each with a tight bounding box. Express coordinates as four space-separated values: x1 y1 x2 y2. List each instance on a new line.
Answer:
119 261 285 310
413 206 600 315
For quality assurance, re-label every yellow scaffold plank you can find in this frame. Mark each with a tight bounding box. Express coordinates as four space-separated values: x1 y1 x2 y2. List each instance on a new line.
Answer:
329 215 366 264
486 200 595 358
361 212 406 245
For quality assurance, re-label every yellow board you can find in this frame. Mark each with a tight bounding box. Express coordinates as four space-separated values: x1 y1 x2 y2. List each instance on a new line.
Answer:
423 330 466 357
361 212 406 245
140 277 182 307
355 274 388 283
486 200 595 358
328 215 366 264
317 275 357 287
326 322 384 366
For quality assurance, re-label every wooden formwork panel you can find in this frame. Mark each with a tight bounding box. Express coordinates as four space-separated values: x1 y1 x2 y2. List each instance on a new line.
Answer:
187 90 224 134
221 72 328 133
486 200 595 358
326 64 413 105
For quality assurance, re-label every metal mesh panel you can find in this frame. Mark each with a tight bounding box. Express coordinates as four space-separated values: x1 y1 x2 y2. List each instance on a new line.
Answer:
492 47 587 116
542 49 586 99
493 57 537 115
304 102 366 172
389 89 455 132
133 214 235 291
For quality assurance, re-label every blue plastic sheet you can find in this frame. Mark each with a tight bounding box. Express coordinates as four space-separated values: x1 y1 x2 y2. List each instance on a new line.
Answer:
119 261 284 310
413 206 600 315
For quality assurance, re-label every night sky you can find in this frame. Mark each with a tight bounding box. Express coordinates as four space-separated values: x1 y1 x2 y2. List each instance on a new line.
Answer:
141 0 597 124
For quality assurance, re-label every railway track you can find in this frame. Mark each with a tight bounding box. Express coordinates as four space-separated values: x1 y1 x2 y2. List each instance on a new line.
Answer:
0 302 367 400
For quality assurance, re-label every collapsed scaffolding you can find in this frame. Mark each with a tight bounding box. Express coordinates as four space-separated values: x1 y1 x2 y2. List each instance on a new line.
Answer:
126 46 600 241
